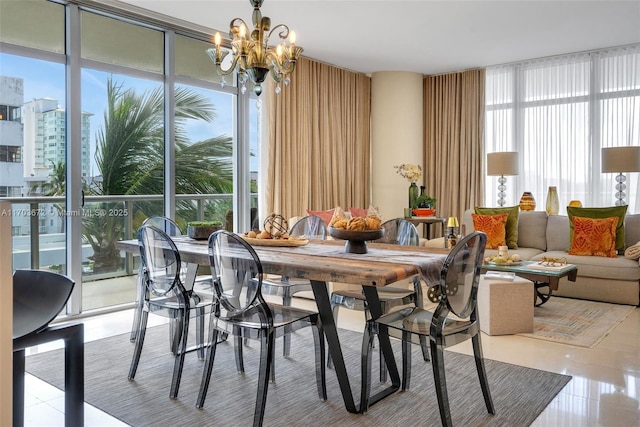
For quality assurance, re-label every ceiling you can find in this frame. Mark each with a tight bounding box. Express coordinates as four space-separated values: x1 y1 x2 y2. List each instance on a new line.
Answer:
117 0 640 75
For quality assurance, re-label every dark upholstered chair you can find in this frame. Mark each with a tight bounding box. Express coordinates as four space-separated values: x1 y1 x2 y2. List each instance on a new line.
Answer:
13 269 83 427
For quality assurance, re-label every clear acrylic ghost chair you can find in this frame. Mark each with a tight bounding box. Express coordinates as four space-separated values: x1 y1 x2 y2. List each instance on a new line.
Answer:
196 230 326 427
328 218 429 380
361 232 494 426
130 216 212 354
261 215 327 357
128 225 211 399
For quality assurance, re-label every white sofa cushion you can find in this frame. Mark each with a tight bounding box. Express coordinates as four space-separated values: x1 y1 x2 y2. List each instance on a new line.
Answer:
624 214 640 250
546 215 570 252
517 211 548 250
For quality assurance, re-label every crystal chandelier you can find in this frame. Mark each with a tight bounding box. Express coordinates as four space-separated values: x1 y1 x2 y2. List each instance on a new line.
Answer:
206 0 303 96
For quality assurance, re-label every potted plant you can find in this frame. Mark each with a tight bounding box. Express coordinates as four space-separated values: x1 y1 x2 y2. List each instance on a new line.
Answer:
416 194 437 209
187 220 223 240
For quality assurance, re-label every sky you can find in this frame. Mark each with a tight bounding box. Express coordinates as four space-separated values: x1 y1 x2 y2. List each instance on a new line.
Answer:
0 51 259 176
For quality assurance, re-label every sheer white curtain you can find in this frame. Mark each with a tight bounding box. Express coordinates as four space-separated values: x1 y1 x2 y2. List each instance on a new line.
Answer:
485 44 640 214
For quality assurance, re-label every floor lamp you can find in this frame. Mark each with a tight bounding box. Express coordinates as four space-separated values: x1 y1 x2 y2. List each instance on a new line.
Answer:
487 152 519 207
602 146 640 206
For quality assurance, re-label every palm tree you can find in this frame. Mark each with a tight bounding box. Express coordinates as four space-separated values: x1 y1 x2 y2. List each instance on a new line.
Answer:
30 160 66 196
85 78 233 272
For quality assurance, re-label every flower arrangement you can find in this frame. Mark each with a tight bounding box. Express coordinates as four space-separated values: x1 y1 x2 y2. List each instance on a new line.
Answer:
394 164 422 183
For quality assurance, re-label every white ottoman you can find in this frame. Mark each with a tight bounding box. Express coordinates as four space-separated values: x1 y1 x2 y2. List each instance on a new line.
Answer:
477 274 535 335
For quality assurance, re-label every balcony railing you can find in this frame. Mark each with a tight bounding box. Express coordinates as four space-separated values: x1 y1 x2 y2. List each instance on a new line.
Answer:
3 192 248 278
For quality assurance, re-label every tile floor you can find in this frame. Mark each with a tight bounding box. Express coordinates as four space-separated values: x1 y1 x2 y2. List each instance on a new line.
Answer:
20 292 640 426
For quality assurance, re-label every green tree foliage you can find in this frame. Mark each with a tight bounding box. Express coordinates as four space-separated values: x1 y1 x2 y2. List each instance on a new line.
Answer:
85 79 233 272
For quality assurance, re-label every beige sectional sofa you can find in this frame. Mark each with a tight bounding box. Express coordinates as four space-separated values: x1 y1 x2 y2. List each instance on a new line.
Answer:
461 209 640 306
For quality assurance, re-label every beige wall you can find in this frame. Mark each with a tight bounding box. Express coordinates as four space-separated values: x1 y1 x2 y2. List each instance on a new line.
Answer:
371 71 424 220
0 201 12 424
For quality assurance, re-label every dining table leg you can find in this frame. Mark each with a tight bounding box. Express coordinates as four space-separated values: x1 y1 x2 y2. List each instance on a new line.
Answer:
360 286 401 410
310 280 359 413
310 280 401 414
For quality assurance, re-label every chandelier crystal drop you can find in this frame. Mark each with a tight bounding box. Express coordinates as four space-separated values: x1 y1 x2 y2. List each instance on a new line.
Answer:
206 0 303 96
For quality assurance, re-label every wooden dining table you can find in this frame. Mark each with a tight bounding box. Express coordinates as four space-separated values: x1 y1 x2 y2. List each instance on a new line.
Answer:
116 236 448 414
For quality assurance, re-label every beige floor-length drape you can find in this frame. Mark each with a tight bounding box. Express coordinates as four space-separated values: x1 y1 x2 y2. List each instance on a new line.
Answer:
423 69 486 230
263 57 371 221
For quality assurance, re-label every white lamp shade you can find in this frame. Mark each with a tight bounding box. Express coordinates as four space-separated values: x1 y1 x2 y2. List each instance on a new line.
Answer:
602 146 640 173
487 152 519 176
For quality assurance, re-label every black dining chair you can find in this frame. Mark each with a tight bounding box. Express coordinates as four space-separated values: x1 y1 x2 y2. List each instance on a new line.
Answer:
261 214 328 357
196 230 326 427
130 216 212 354
360 232 494 426
13 269 84 427
128 225 211 399
328 218 429 380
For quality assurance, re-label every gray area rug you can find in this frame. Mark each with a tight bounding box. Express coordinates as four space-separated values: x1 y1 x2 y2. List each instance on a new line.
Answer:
26 325 571 426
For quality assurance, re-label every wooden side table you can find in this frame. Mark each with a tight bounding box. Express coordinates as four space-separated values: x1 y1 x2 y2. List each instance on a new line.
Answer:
406 216 446 239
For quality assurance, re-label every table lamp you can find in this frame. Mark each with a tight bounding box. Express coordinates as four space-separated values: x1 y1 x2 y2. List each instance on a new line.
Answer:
602 146 640 206
487 152 519 207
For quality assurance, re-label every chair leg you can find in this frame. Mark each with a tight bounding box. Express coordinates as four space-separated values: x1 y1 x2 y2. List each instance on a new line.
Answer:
282 289 293 358
129 269 145 342
196 307 205 360
234 325 245 374
196 329 220 409
169 309 189 399
254 332 274 427
359 320 376 413
13 348 25 427
401 329 412 391
270 344 276 384
472 333 495 415
311 321 327 400
419 335 430 362
128 309 149 380
169 317 181 355
431 338 453 427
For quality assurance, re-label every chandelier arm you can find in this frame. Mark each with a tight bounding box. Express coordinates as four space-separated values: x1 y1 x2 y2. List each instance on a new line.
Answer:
215 53 242 77
270 71 284 83
229 17 248 39
267 23 290 42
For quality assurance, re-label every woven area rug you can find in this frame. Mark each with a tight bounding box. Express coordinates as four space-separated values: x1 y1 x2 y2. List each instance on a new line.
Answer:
26 326 570 427
518 297 636 347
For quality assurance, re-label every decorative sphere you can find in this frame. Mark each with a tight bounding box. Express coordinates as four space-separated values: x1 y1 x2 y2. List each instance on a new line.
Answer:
263 213 288 238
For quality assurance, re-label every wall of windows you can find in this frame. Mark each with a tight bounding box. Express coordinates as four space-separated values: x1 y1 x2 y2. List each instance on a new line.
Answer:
485 45 640 213
0 0 260 315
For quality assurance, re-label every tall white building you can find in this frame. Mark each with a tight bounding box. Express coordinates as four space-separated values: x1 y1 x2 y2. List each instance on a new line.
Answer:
22 98 92 181
1 76 93 235
0 76 24 200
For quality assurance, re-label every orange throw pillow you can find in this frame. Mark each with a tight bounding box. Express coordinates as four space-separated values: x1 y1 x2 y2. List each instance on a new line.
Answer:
569 216 619 258
471 213 508 249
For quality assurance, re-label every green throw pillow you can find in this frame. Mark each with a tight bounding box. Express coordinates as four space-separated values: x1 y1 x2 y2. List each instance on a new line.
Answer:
567 206 627 254
474 206 519 249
